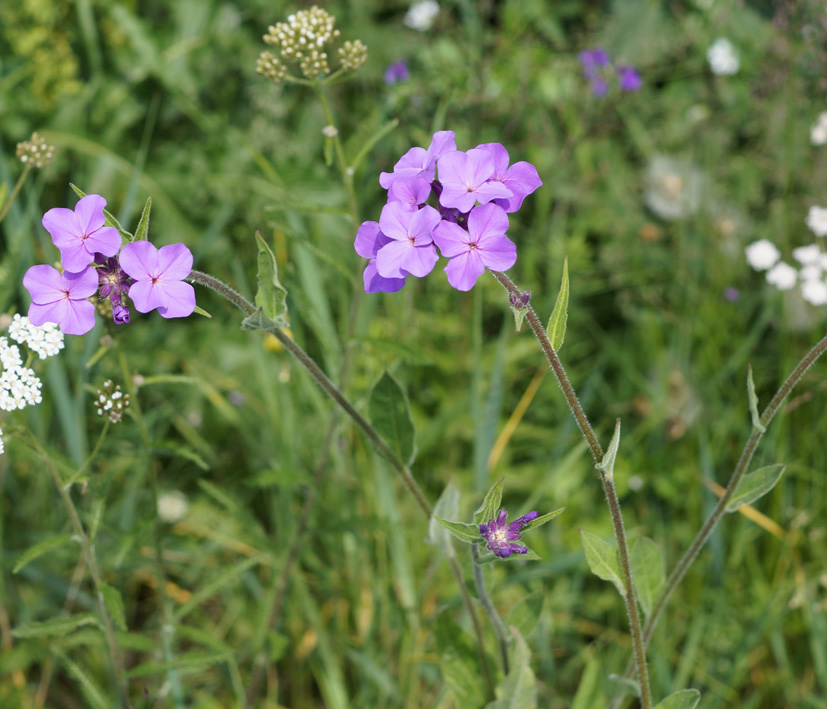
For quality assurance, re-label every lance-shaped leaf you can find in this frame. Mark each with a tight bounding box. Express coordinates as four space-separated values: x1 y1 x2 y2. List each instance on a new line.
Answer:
725 463 786 512
546 256 569 350
13 614 99 639
13 534 75 574
653 689 701 709
580 530 625 595
596 419 621 480
432 517 481 545
487 627 537 709
369 371 417 466
747 365 765 433
251 231 289 327
630 537 665 617
520 507 565 533
473 476 505 526
69 183 132 240
0 181 8 212
101 584 127 631
428 482 461 554
134 195 152 241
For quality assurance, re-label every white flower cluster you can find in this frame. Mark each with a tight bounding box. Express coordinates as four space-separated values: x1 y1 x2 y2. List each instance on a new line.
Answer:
811 112 827 147
0 338 43 411
8 314 64 359
707 38 739 76
0 426 4 455
405 1 439 31
95 380 129 423
745 209 827 305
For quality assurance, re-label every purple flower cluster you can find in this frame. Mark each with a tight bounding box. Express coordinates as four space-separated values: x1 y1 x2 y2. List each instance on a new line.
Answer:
578 47 642 96
355 131 542 293
23 194 196 336
479 508 539 558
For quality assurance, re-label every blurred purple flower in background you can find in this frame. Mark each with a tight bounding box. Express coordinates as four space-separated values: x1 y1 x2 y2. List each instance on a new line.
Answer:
578 47 642 96
617 65 642 91
384 60 410 85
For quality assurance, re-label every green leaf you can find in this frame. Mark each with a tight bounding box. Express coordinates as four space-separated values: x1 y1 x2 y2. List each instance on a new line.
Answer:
747 365 765 433
487 627 536 709
252 230 288 327
0 181 8 212
126 650 233 678
506 591 544 639
442 648 487 709
193 305 212 318
653 689 701 709
473 476 505 526
152 441 210 470
56 651 110 709
495 546 542 562
630 537 665 617
608 674 641 698
173 555 265 622
520 507 565 533
546 256 569 351
369 371 417 466
580 530 625 595
428 482 461 554
13 613 98 639
101 584 127 631
134 194 152 240
69 183 132 240
13 534 75 573
726 463 786 512
431 517 481 545
597 418 621 480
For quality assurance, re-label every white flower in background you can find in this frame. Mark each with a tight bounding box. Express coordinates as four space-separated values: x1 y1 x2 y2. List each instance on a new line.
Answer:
8 314 64 359
792 244 823 265
707 38 739 76
404 0 439 31
644 156 704 220
811 112 827 146
766 262 797 290
157 490 189 524
800 263 824 282
0 338 22 370
0 337 43 412
802 278 827 305
805 206 827 237
745 239 780 271
0 426 4 455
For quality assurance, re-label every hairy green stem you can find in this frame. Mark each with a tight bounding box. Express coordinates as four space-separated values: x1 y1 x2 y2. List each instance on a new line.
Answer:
22 426 129 707
472 544 510 676
0 163 32 224
489 270 652 706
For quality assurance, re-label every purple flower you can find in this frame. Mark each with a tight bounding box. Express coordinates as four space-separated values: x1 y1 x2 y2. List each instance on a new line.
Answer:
95 254 135 324
387 177 432 209
384 60 410 85
41 194 121 273
354 221 407 293
578 48 611 70
436 149 513 213
432 203 517 291
479 509 539 558
617 65 642 91
23 265 99 335
723 287 740 302
475 143 542 213
119 241 196 318
379 130 457 189
375 202 441 279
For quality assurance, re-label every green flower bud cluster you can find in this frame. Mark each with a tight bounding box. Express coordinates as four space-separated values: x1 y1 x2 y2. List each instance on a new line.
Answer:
16 132 54 169
256 51 288 83
338 40 367 72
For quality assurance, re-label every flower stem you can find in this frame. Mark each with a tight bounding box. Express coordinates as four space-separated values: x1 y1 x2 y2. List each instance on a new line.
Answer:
21 425 129 708
314 86 358 225
471 543 510 675
0 163 32 224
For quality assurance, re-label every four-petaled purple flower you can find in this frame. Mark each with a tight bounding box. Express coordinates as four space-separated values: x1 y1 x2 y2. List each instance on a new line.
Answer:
479 509 539 558
23 265 99 335
433 203 517 291
436 149 513 213
475 143 543 214
354 221 407 294
42 194 122 273
379 130 457 189
119 241 196 318
375 202 441 279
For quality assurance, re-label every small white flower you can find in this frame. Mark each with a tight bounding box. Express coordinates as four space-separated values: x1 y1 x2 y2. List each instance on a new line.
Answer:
801 278 827 305
644 156 704 221
157 490 189 524
792 244 823 265
707 38 739 76
745 239 781 271
7 314 64 359
404 0 439 31
0 426 4 455
766 262 797 290
805 206 827 237
811 112 827 146
800 264 824 282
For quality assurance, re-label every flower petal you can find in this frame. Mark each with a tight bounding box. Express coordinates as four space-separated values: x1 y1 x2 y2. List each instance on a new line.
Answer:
444 249 485 291
73 194 108 236
119 241 160 280
478 235 517 272
432 220 471 258
23 265 66 304
58 299 97 335
29 300 69 328
155 280 196 318
128 280 167 313
363 259 407 293
157 243 194 280
42 207 81 249
355 221 384 259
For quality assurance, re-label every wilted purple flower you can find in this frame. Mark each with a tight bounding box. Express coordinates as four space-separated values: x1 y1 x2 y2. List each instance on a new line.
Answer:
354 221 407 293
23 265 99 335
384 60 410 85
41 194 121 273
479 509 538 558
436 149 513 213
617 65 642 91
379 130 457 189
432 203 517 291
375 202 441 279
475 143 542 213
119 242 196 318
95 254 134 325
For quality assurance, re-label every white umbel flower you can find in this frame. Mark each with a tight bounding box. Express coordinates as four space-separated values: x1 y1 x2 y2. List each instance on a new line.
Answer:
404 1 439 31
707 38 739 76
811 112 827 147
805 206 827 237
766 262 797 290
7 314 64 359
745 239 781 271
801 278 827 305
792 244 823 265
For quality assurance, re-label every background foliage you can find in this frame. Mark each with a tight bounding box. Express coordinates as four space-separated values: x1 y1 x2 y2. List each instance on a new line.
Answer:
2 0 827 707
